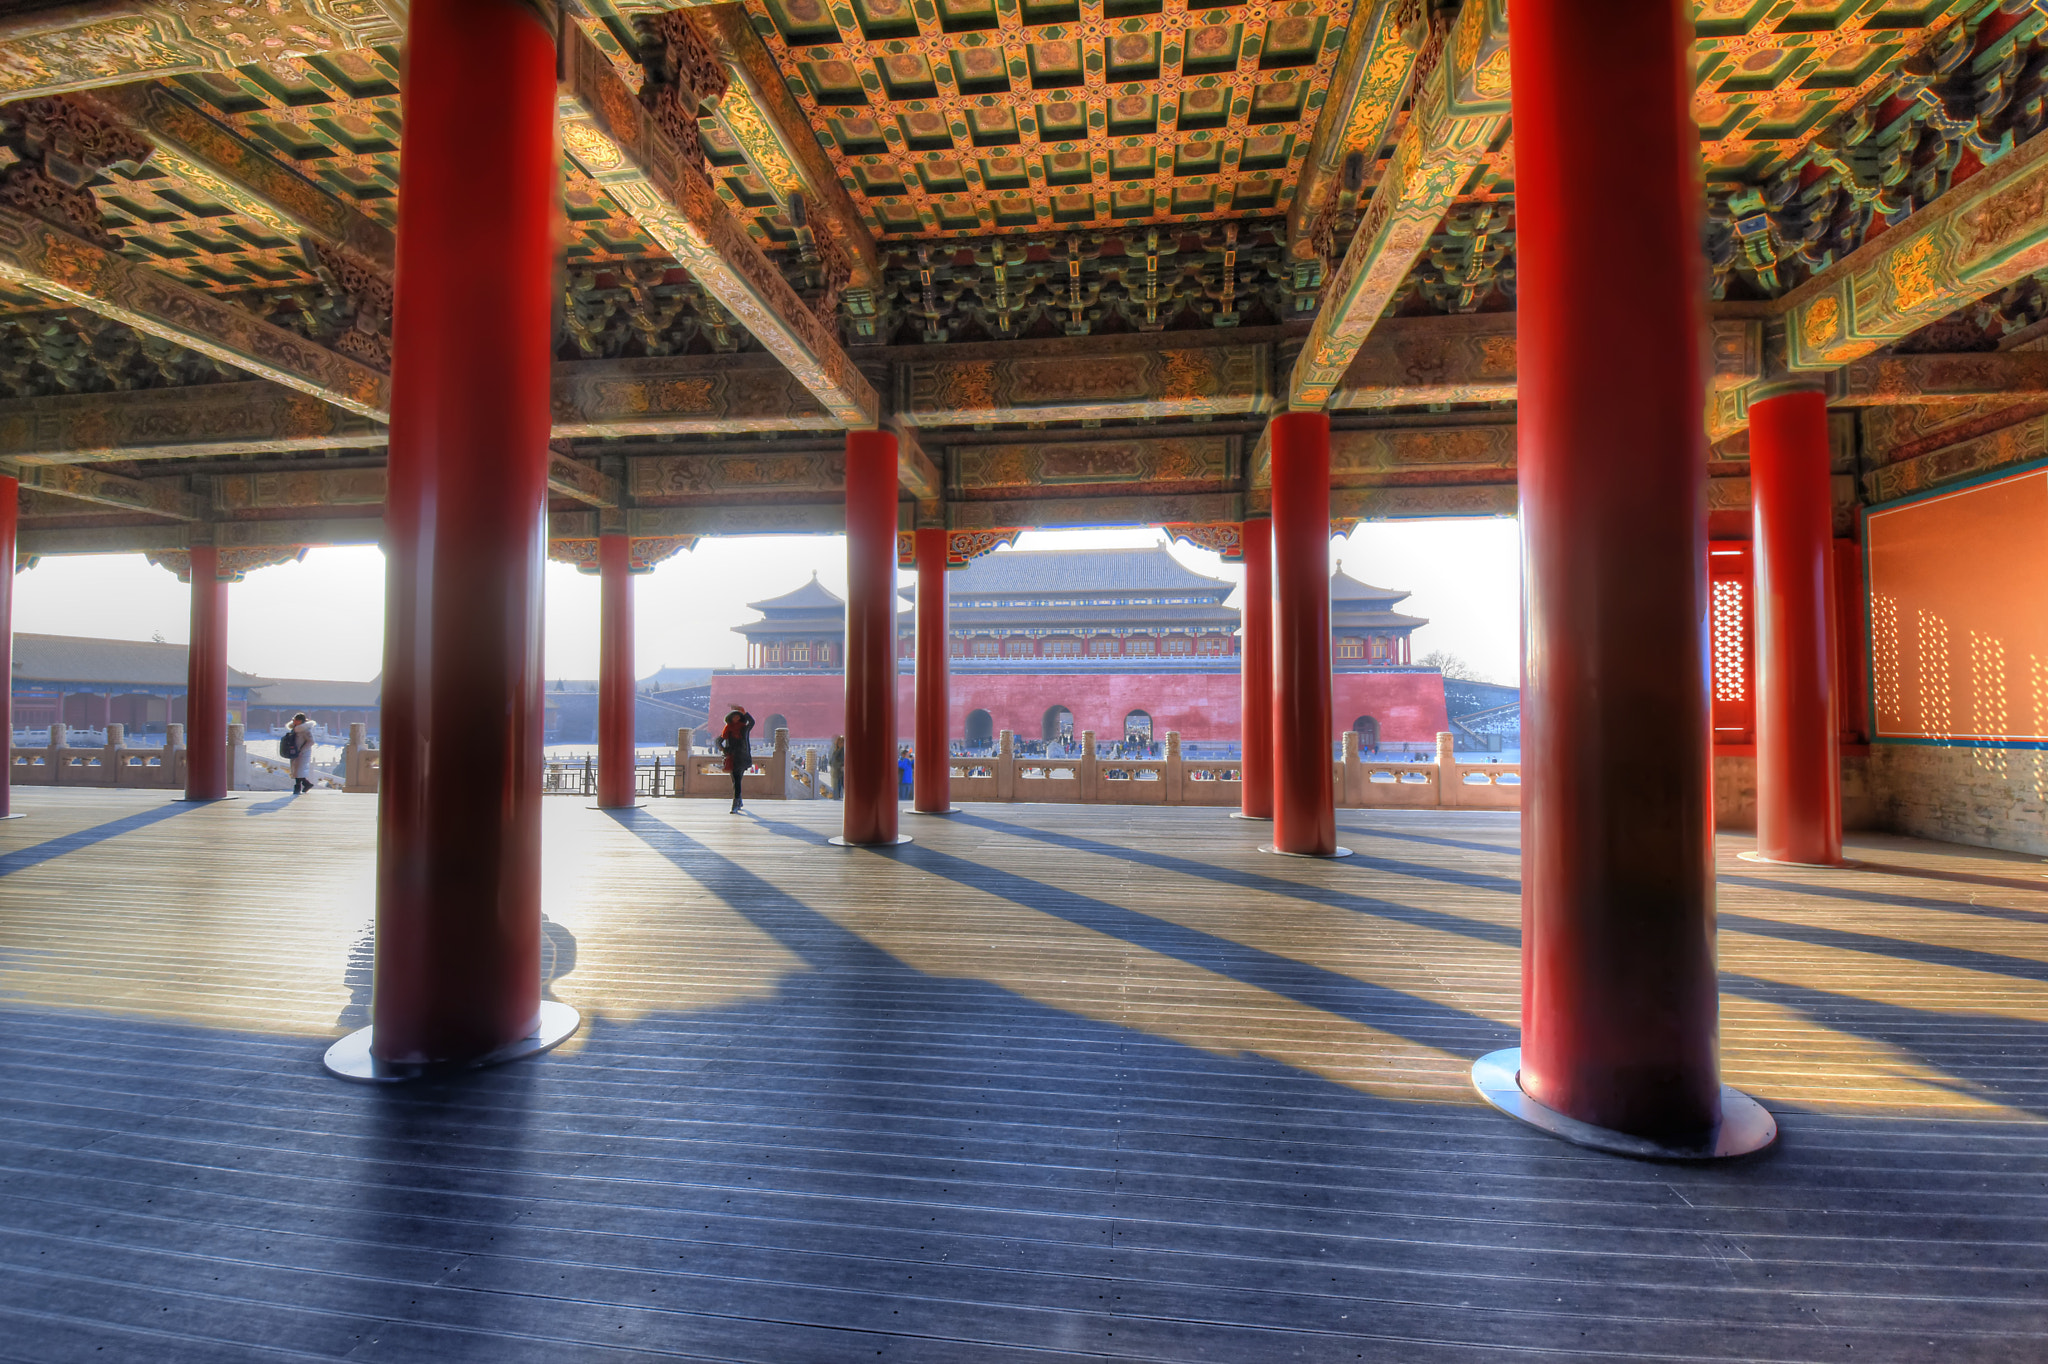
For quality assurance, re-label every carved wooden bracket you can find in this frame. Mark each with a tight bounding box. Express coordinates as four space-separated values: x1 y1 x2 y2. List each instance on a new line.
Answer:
145 545 307 583
1163 521 1244 561
0 95 152 248
944 529 1021 567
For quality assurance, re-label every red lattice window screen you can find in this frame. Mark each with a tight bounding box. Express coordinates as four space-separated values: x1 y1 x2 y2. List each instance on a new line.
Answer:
1709 541 1755 746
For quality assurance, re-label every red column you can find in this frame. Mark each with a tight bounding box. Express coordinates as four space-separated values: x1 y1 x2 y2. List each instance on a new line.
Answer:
1237 516 1274 820
1749 389 1844 866
1269 414 1338 855
842 430 902 845
0 476 14 817
184 546 229 800
597 532 636 809
1512 0 1723 1141
912 525 950 814
371 0 556 1067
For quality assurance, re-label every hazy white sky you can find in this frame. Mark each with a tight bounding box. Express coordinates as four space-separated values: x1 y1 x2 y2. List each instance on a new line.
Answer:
11 517 1523 685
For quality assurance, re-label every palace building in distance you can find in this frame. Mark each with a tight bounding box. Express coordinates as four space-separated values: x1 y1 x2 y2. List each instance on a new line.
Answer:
712 544 1450 748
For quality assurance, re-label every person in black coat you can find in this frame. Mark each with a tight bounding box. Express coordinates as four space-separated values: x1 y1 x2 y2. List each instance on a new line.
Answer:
719 706 755 813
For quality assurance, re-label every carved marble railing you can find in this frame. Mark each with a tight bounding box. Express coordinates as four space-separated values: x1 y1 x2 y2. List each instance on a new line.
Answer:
342 722 380 794
672 727 792 801
287 724 1523 811
9 722 189 788
946 729 1519 810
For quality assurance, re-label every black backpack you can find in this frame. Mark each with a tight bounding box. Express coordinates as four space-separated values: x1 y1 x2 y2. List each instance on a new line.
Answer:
280 729 300 759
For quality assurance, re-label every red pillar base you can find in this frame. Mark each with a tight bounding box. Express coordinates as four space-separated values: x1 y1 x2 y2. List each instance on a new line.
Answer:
325 999 580 1083
1735 850 1860 871
1260 844 1353 859
1472 1049 1776 1161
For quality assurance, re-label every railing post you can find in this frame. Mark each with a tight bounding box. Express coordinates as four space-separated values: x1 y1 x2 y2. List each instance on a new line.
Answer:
164 722 185 789
771 727 789 799
345 721 367 792
48 722 67 786
1080 728 1097 803
226 721 247 791
997 728 1015 802
1165 730 1183 804
1342 729 1360 808
102 723 124 787
1436 730 1456 808
675 727 692 797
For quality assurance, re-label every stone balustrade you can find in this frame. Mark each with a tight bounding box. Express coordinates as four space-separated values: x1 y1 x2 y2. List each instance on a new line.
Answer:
342 723 382 794
225 724 1529 811
8 722 195 789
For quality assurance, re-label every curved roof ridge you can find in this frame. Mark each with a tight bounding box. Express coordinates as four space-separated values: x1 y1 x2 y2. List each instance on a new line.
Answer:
746 571 846 612
942 543 1233 595
1330 562 1411 604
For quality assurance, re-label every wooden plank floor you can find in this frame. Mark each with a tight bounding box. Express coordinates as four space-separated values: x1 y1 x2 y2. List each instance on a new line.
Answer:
3 789 2047 1362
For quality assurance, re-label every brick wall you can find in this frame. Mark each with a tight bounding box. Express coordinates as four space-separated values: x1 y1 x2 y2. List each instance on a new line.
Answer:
706 669 1451 745
1712 753 1878 832
1867 744 2048 857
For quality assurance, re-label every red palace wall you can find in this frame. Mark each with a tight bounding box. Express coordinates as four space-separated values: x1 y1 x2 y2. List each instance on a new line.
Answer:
707 669 1451 745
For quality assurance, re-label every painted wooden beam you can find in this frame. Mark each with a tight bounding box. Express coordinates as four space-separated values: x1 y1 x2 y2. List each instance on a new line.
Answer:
1327 483 1516 520
1863 410 2048 504
949 492 1243 531
901 341 1269 427
1783 127 2048 373
1284 1 1427 271
549 353 835 436
0 207 391 420
1829 350 2048 405
0 381 388 464
562 504 848 539
547 448 621 509
556 17 878 428
1286 0 1511 411
17 513 383 557
1326 313 1760 413
951 432 1237 494
694 3 881 296
0 0 405 100
893 423 941 506
213 466 384 514
94 82 397 271
13 462 198 519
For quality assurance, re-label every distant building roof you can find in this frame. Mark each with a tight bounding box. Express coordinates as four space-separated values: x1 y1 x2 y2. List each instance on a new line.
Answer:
1329 563 1412 606
905 544 1233 600
639 666 714 690
12 633 266 688
246 677 380 707
747 572 844 613
1330 563 1427 632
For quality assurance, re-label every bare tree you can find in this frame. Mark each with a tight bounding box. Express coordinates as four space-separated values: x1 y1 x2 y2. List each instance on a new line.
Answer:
1419 649 1477 681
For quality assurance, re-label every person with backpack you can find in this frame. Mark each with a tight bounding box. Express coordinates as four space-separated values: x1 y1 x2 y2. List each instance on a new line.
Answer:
719 706 755 813
282 712 316 794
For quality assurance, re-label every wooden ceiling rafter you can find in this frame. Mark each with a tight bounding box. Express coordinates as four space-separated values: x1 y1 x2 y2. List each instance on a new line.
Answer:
92 80 398 272
557 15 880 425
1281 0 1507 418
0 203 392 420
10 461 199 519
1280 0 1424 273
0 0 407 102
